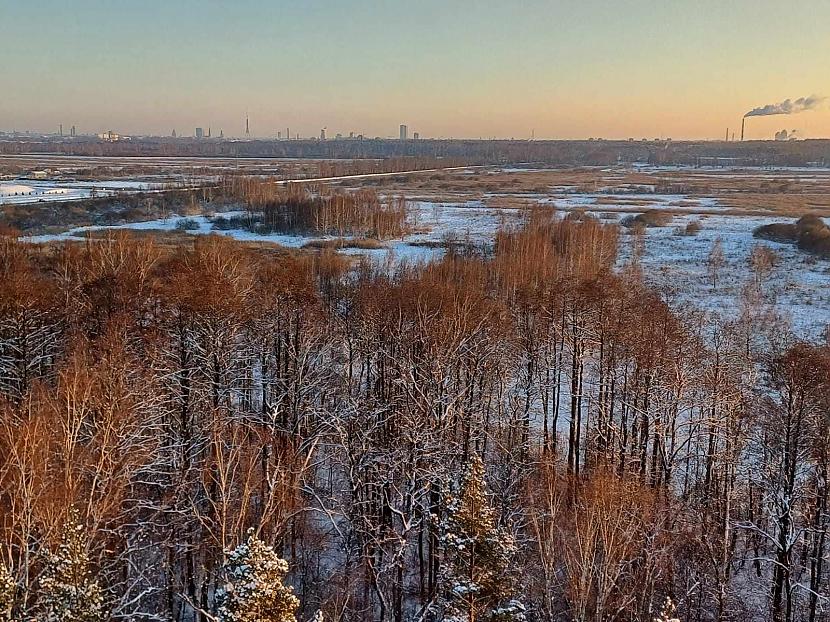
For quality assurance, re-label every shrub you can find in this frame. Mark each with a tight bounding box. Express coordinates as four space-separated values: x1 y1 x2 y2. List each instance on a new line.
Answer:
175 218 200 231
754 215 830 259
753 223 798 242
796 215 826 233
622 210 672 229
684 220 702 235
302 238 385 250
674 220 702 236
798 225 830 258
565 209 592 222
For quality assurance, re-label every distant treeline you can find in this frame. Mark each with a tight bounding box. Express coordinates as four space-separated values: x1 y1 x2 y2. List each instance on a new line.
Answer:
3 136 830 166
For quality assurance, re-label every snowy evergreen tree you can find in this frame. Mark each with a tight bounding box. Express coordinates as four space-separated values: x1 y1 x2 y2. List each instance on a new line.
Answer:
38 509 105 622
654 597 680 622
216 529 299 622
439 455 525 622
0 562 17 622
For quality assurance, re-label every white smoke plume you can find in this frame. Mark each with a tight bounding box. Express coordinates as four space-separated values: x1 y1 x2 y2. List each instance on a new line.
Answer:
744 95 825 117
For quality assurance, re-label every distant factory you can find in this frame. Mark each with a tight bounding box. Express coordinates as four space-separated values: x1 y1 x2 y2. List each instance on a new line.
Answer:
97 130 122 142
774 129 798 141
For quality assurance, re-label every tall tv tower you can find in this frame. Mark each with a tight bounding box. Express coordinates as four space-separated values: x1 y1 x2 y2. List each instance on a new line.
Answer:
245 112 250 138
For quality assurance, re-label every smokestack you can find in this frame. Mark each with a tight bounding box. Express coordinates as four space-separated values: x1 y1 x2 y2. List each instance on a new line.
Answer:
741 94 825 141
725 128 729 142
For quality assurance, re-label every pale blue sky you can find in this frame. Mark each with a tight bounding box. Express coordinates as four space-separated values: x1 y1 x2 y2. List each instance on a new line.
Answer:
2 0 829 139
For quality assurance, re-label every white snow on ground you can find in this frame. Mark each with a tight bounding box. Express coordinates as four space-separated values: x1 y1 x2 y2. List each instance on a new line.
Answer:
0 183 37 195
544 193 730 212
0 179 165 205
19 193 830 339
630 163 830 174
23 202 521 258
612 213 830 338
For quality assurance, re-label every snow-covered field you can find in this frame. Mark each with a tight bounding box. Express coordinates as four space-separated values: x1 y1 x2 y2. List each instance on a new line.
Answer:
20 190 830 339
0 179 164 204
23 202 523 262
611 212 830 338
533 193 730 213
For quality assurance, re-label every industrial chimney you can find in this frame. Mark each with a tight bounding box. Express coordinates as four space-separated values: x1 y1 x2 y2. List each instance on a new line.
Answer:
741 117 746 141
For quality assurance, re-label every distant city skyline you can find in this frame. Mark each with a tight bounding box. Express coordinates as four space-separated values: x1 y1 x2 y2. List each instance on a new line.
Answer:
1 0 829 140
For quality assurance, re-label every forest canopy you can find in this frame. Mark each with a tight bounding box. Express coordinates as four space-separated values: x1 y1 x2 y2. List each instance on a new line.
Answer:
0 214 828 622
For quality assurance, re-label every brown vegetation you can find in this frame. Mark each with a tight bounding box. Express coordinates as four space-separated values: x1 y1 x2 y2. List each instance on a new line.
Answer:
0 213 829 622
621 209 673 229
218 178 410 238
754 214 830 259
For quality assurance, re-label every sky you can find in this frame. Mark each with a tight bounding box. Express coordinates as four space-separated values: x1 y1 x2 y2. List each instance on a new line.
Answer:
1 0 829 140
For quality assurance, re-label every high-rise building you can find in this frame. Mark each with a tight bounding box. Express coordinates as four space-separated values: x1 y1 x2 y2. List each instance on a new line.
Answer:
399 124 408 140
172 129 177 138
413 132 420 140
195 127 204 139
320 128 326 141
277 131 282 140
70 125 76 137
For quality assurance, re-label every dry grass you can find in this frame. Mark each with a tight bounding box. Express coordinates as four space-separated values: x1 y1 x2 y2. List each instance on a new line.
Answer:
376 166 830 218
302 238 386 250
721 193 830 216
41 229 297 257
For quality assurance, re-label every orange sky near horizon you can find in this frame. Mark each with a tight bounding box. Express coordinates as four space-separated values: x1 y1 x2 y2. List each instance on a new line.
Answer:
1 0 828 140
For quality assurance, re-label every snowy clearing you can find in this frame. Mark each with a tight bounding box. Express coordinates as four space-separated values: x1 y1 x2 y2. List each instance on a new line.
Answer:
22 198 830 338
0 178 166 204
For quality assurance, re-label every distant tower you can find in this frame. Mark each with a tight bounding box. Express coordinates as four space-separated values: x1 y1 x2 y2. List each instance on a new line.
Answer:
195 127 204 139
320 127 326 141
286 127 290 141
71 125 76 137
208 127 211 138
220 129 224 139
59 124 63 137
277 131 282 140
172 129 177 138
399 124 408 140
245 113 250 138
413 132 420 140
